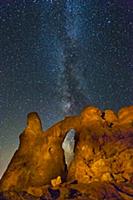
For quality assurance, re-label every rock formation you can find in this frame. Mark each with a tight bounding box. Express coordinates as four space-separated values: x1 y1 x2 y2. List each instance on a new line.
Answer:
0 105 133 200
0 112 79 195
67 106 133 185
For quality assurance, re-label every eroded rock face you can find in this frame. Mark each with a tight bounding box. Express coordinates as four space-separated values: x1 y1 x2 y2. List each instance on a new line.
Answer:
0 105 133 200
67 106 133 186
0 113 79 194
0 112 44 192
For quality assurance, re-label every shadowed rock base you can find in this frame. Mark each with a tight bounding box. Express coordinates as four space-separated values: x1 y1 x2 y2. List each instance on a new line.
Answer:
0 106 133 199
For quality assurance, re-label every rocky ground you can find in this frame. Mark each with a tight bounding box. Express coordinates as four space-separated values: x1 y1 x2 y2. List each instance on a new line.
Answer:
0 180 133 200
0 106 133 200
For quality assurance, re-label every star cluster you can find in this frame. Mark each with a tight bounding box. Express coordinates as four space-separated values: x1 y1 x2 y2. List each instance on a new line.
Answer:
0 0 133 177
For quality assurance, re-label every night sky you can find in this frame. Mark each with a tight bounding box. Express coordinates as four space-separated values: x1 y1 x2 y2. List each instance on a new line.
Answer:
0 0 133 177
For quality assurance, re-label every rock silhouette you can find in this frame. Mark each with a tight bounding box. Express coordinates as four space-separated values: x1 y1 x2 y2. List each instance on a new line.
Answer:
0 106 133 200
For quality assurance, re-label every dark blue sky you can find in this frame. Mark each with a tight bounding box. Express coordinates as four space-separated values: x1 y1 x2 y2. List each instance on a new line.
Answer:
0 0 133 177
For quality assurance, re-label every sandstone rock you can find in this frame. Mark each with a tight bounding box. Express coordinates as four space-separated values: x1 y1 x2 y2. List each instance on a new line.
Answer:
0 113 79 194
51 176 62 187
1 181 133 200
68 106 133 187
0 105 133 200
0 112 43 192
104 109 118 127
118 106 133 128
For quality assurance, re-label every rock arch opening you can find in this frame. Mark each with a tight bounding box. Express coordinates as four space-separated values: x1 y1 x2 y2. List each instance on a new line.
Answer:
62 129 75 167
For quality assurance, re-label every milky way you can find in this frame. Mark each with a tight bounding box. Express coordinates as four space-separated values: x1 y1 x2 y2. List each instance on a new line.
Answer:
0 0 133 177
